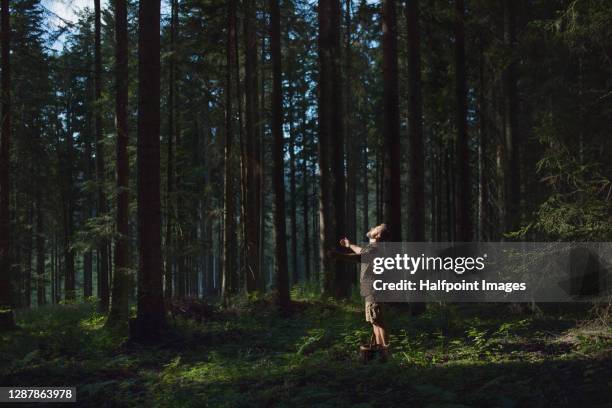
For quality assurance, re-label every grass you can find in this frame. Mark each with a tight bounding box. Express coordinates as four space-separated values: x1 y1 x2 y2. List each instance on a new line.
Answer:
1 298 610 407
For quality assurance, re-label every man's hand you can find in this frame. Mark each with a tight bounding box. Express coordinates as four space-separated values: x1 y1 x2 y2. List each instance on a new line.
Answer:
339 237 350 248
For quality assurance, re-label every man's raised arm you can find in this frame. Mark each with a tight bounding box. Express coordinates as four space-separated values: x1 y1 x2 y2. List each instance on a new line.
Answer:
327 238 365 263
340 237 363 254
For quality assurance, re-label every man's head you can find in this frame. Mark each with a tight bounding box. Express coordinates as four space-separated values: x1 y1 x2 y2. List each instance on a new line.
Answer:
366 223 390 242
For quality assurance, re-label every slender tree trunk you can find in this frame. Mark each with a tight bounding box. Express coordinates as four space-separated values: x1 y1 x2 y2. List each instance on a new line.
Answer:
270 0 289 309
310 160 319 285
375 146 381 223
63 94 76 301
382 0 401 241
288 92 298 285
477 39 488 241
24 204 33 307
107 0 130 327
258 28 266 291
36 185 45 306
233 6 247 296
164 0 177 300
83 101 93 299
362 143 369 236
301 153 310 283
405 0 424 241
503 0 520 233
329 0 347 298
244 0 262 293
50 233 55 304
201 93 215 297
0 0 12 320
317 0 334 297
344 0 358 287
445 145 453 241
221 0 238 301
132 0 165 339
454 0 472 241
93 0 109 310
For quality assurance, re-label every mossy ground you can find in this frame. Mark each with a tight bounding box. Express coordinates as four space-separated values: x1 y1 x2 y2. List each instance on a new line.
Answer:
1 298 610 407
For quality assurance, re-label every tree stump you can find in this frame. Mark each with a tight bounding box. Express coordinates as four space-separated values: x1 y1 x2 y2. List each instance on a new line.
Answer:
360 334 377 363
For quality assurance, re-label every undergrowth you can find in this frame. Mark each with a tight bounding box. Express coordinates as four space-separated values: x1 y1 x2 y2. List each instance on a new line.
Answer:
0 297 609 407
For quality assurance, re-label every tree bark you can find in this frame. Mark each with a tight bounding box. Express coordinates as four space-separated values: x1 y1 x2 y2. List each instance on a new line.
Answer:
382 0 402 241
63 91 76 302
454 0 472 241
270 0 289 310
477 38 489 241
317 0 345 297
301 152 310 283
362 143 369 239
107 0 130 327
0 0 12 317
243 0 262 293
221 0 238 301
132 0 165 340
344 0 358 286
164 0 177 300
94 0 109 310
503 0 520 234
405 0 424 242
36 186 45 306
288 92 298 285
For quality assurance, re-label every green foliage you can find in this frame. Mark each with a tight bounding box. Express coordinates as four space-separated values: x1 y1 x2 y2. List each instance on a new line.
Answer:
1 300 610 407
291 281 322 300
509 130 612 240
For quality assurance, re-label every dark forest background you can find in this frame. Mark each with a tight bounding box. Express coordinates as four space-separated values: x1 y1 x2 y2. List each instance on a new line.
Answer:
0 1 610 405
2 0 610 317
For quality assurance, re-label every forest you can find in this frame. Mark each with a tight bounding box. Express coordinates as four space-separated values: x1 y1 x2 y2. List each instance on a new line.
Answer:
0 0 611 406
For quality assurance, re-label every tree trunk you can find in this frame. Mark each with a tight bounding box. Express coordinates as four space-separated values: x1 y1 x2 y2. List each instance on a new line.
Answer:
221 0 238 301
503 0 520 234
362 143 369 238
405 0 424 242
344 0 358 287
288 92 298 286
243 0 262 293
36 186 45 306
63 93 76 302
317 0 344 297
382 0 402 241
24 204 33 307
132 0 165 340
93 0 109 310
164 0 177 300
477 39 488 241
329 0 347 298
258 28 266 290
301 153 310 283
0 0 13 320
107 0 130 327
454 0 472 241
270 0 289 310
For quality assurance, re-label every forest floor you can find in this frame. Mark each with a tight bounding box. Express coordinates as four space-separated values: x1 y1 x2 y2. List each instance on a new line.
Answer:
1 295 610 407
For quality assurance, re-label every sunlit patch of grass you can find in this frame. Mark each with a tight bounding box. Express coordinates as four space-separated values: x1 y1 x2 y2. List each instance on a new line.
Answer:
79 312 107 330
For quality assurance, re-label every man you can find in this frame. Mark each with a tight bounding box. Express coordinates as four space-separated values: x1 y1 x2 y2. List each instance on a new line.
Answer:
330 223 390 358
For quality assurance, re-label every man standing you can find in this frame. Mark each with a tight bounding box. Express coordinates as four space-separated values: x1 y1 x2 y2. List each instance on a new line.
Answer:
330 223 390 358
